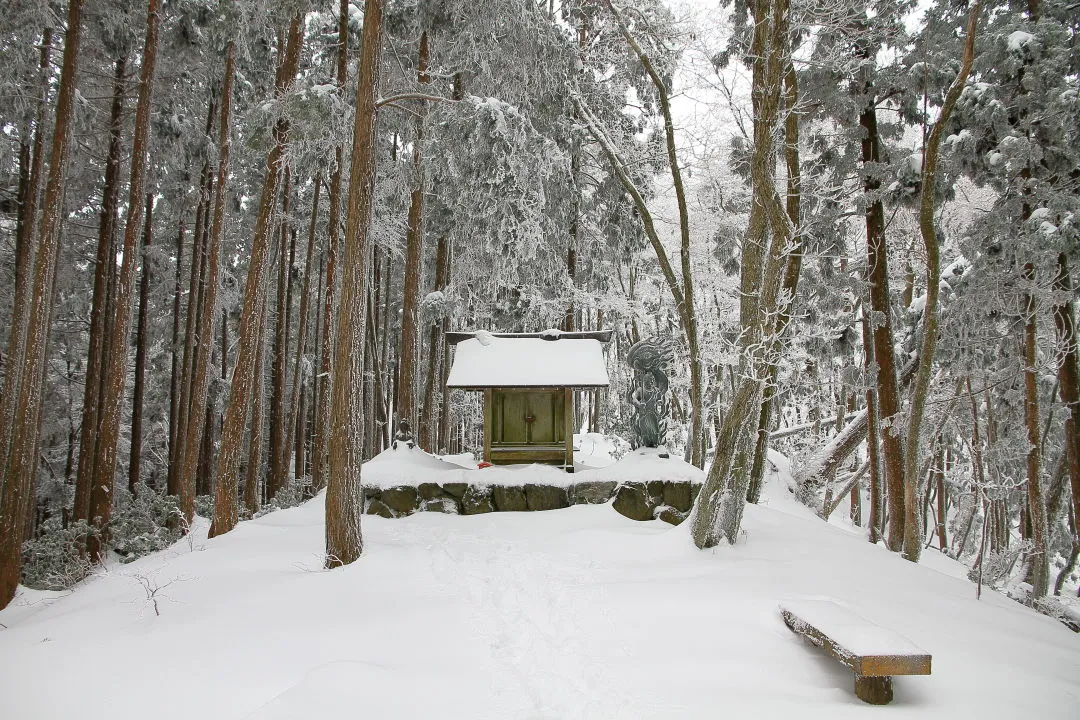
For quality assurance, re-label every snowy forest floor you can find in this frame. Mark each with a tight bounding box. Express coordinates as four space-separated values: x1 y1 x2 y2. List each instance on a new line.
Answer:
1 459 1078 718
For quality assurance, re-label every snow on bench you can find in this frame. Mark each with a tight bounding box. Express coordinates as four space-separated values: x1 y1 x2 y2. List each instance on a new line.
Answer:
779 598 931 705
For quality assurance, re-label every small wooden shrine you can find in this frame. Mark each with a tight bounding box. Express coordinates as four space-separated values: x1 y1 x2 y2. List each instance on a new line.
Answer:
445 330 612 471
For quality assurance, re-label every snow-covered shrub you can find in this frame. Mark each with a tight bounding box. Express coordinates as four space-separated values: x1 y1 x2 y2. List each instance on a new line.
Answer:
255 476 309 517
20 518 96 591
109 483 181 563
194 493 214 519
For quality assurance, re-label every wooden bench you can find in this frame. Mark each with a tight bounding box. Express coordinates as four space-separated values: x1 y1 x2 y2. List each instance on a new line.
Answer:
779 599 931 705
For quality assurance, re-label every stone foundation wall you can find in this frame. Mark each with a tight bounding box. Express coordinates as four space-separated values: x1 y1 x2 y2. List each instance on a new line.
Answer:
364 480 702 526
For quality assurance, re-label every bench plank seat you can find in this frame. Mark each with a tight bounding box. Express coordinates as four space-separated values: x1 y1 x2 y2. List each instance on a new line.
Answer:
780 599 931 704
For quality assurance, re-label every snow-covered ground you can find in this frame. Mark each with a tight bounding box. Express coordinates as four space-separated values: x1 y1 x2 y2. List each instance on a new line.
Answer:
1 458 1077 719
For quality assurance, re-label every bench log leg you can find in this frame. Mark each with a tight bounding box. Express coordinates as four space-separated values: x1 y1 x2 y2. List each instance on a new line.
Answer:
854 675 892 704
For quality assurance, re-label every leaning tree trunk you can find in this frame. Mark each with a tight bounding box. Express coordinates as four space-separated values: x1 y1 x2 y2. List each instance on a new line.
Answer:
747 55 803 504
902 2 980 562
211 16 304 538
691 0 793 548
326 0 384 569
0 0 84 611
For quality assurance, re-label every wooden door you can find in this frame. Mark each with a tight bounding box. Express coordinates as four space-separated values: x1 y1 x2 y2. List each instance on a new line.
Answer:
493 390 563 445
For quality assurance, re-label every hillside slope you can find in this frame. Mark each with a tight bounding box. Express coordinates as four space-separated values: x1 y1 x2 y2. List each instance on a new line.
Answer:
1 472 1077 719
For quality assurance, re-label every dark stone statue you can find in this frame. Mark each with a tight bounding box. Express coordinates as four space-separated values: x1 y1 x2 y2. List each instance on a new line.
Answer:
626 338 673 449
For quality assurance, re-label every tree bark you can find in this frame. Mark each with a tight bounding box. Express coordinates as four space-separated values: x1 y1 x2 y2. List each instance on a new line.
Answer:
268 169 293 499
169 39 234 525
129 192 155 495
691 0 793 548
284 176 321 484
747 55 803 503
168 218 186 491
74 55 125 523
397 30 431 435
87 0 161 559
326 0 384 569
1022 263 1049 599
860 86 906 553
0 0 84 610
211 16 304 537
903 2 980 562
170 95 216 501
1051 253 1080 549
420 235 449 450
312 0 351 494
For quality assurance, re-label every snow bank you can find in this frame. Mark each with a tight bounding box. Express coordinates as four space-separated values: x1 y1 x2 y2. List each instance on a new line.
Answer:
2 476 1076 719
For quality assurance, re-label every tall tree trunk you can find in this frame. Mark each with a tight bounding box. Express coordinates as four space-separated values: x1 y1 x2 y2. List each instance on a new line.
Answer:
312 0 351 494
284 177 321 484
1022 263 1049 599
211 17 303 537
397 30 431 436
862 307 884 544
691 0 792 548
326 0 384 569
860 87 906 553
420 236 449 450
903 3 981 562
87 0 161 559
0 0 85 610
129 192 155 495
74 55 125 524
1051 253 1080 549
168 218 186 490
268 169 293 499
174 40 235 525
170 96 216 500
747 55 803 504
243 307 269 517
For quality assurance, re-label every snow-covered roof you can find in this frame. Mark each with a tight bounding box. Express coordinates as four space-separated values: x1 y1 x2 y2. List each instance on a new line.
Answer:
446 331 609 389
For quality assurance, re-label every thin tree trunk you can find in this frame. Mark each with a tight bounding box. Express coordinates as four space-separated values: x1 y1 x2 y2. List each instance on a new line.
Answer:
173 40 234 524
327 0 384 569
284 177 321 484
211 17 303 537
170 97 216 500
243 306 269 517
268 169 293 499
747 55 803 503
1051 253 1080 548
903 2 981 562
74 55 125 523
312 0 351 494
129 192 155 494
397 31 431 436
0 0 84 610
1022 263 1049 599
420 236 449 451
861 87 906 553
691 0 792 547
168 218 186 490
87 0 161 558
